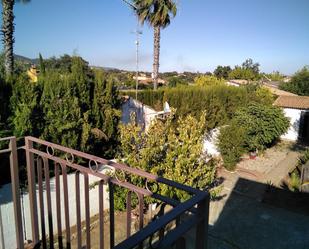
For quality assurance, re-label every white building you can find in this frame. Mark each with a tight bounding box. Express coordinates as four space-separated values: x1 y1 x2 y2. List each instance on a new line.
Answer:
274 96 309 143
121 96 170 131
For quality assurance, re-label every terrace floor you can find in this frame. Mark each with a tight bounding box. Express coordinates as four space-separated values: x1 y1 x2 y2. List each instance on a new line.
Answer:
208 148 309 249
209 187 309 249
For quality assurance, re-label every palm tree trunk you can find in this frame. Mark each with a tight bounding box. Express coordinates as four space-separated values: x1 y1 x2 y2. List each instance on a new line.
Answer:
2 0 15 77
153 25 160 90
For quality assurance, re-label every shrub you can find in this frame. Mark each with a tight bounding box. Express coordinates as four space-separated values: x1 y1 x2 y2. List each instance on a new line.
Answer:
217 123 246 170
123 84 274 131
114 111 216 210
298 148 309 167
233 103 290 151
289 172 301 192
229 66 256 81
280 67 309 96
194 75 225 86
9 55 121 158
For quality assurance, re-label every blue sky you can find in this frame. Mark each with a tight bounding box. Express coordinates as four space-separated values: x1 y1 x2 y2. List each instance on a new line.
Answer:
2 0 309 74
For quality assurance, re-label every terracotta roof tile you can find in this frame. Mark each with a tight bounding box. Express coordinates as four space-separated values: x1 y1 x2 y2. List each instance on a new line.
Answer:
274 96 309 109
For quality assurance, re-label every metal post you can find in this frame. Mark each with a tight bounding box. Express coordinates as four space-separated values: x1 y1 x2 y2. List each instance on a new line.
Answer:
122 0 142 100
195 194 210 249
9 137 24 249
25 137 39 245
134 25 142 101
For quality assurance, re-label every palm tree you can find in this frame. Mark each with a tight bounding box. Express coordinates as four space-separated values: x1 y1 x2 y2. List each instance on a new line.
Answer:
1 0 29 77
133 0 177 90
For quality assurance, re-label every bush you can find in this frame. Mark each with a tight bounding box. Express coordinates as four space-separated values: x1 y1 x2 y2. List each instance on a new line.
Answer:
289 172 301 192
9 55 121 158
217 123 246 170
298 148 309 167
194 75 225 86
280 67 309 96
123 84 275 131
233 103 290 151
114 111 216 210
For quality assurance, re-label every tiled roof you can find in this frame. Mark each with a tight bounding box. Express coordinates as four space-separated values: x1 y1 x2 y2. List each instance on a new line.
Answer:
274 96 309 109
264 85 297 96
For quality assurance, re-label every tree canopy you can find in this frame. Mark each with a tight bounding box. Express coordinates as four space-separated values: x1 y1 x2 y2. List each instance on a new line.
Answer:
213 65 231 79
228 58 260 81
280 67 309 96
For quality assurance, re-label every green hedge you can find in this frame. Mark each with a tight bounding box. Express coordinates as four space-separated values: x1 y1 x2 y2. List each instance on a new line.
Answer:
123 85 251 130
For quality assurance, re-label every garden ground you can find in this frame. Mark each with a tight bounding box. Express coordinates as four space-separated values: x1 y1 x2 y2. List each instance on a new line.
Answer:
208 141 309 249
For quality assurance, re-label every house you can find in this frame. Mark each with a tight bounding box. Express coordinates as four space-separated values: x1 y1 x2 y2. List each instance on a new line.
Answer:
274 96 309 143
121 96 170 130
133 73 166 85
27 65 39 82
263 83 297 97
226 79 249 87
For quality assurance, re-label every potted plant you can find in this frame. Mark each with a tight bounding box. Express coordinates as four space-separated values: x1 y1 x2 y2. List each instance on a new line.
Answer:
249 150 258 159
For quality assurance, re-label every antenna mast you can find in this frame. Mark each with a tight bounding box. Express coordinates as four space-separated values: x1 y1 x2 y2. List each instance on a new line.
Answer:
122 0 142 100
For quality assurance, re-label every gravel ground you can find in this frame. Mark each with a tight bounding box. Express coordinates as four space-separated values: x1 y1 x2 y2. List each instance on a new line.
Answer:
237 141 295 175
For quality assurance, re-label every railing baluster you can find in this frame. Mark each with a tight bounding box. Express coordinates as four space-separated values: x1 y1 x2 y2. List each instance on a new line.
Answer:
126 191 132 239
175 217 185 249
55 163 63 249
109 182 115 249
84 173 91 248
158 204 166 241
25 138 39 245
195 195 210 249
43 157 54 249
61 164 71 249
37 157 47 249
9 137 24 249
75 172 82 249
138 193 144 249
138 194 144 230
99 180 105 249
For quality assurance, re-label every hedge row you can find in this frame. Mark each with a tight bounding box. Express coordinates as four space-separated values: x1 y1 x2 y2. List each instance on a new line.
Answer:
123 85 252 130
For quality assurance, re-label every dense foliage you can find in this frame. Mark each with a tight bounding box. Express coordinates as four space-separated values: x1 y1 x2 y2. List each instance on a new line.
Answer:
217 123 246 170
194 75 225 86
228 58 260 81
298 148 309 167
8 55 121 158
280 67 309 96
213 65 231 79
124 84 274 130
265 71 284 81
114 111 216 210
217 103 289 169
233 103 290 151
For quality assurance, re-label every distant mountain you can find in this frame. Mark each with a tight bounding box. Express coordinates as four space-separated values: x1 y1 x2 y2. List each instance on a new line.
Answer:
14 54 38 65
90 65 122 72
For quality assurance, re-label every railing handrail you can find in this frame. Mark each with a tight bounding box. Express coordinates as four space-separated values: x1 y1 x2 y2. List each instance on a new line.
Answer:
115 192 209 249
25 136 201 195
0 136 16 142
26 146 152 196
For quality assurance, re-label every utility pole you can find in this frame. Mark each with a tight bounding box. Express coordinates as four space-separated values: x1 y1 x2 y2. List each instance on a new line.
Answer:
122 0 142 100
132 26 142 100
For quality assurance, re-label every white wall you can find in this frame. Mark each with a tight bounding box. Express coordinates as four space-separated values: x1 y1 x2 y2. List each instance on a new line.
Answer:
281 108 302 141
121 97 158 130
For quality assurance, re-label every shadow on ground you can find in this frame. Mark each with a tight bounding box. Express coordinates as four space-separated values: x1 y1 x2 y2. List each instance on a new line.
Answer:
208 177 309 249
